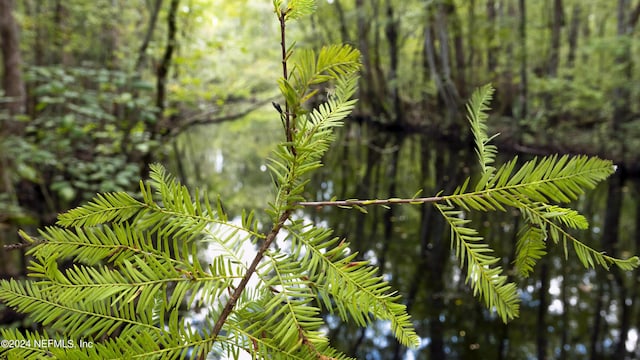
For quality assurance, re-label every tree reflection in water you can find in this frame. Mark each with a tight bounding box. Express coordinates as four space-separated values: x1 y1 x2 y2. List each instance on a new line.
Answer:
304 122 640 360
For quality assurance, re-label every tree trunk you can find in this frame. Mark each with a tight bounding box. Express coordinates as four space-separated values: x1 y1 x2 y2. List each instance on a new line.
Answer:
332 0 350 44
589 282 606 360
560 260 569 359
142 0 179 177
634 179 640 360
53 0 72 65
467 0 477 85
425 148 454 360
610 0 633 160
486 0 498 73
385 0 403 125
0 0 25 214
518 0 528 123
566 4 581 68
440 0 466 96
136 0 164 71
0 0 25 118
378 134 400 272
537 261 549 360
547 0 564 77
354 0 383 116
602 167 628 359
0 0 26 306
424 4 460 125
156 0 180 112
499 1 515 117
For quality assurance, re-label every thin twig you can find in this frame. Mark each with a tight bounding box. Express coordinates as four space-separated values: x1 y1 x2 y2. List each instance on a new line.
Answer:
3 240 44 251
296 196 445 207
278 10 298 158
208 210 291 341
279 12 291 143
208 5 296 345
168 96 277 137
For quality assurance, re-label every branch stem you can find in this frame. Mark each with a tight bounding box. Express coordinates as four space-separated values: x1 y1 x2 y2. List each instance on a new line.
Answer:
209 7 297 345
279 12 293 144
296 196 445 207
208 209 291 341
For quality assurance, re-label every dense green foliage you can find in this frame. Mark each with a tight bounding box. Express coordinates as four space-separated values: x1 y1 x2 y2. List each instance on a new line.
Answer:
1 2 637 359
1 0 640 359
0 2 418 358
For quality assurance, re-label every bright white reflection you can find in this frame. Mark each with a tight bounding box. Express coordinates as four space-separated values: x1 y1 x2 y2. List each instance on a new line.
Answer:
626 328 638 353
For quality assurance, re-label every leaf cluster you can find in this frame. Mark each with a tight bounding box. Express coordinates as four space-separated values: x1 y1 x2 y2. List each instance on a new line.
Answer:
437 84 639 322
0 2 420 359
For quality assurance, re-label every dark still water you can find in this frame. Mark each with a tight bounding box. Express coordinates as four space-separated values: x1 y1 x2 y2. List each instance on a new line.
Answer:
303 122 640 360
177 118 639 359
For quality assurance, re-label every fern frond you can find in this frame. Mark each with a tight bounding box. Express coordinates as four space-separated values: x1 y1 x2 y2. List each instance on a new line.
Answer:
571 240 640 271
240 251 325 353
221 318 355 360
467 84 498 182
436 204 520 322
517 200 639 271
0 279 160 339
269 73 359 213
284 0 317 20
286 222 420 348
451 155 616 211
56 191 142 227
51 323 215 360
542 205 589 230
291 45 360 94
514 224 547 277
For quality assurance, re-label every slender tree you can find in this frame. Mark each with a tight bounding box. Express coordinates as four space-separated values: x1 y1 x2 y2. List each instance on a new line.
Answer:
0 0 25 118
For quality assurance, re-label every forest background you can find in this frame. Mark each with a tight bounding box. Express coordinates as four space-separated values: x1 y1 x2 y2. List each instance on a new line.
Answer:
1 0 639 359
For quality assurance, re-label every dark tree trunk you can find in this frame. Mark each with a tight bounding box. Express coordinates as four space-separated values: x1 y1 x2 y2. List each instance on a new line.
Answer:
566 4 581 68
560 261 569 359
0 0 26 321
136 0 164 71
610 0 633 160
385 0 403 125
467 0 477 85
423 4 460 125
53 0 72 65
333 0 350 43
426 148 453 360
355 0 384 116
441 0 466 97
602 167 628 359
378 135 400 272
486 0 497 73
499 1 515 117
537 262 549 360
634 179 640 360
0 0 25 214
543 0 564 127
518 0 528 123
590 283 605 360
156 0 180 112
142 0 180 177
547 0 564 77
0 0 25 118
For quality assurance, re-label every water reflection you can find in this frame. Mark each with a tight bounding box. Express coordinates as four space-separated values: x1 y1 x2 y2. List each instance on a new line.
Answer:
177 118 639 359
304 122 639 359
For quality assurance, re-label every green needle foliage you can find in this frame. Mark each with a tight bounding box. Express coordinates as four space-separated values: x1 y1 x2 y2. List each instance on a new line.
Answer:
0 2 638 359
0 2 418 359
438 84 639 321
